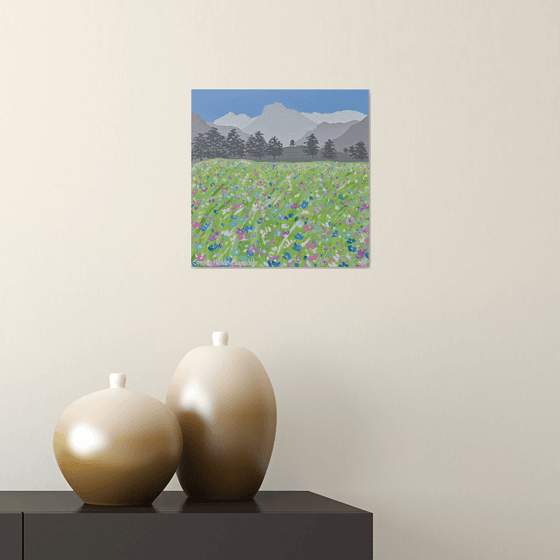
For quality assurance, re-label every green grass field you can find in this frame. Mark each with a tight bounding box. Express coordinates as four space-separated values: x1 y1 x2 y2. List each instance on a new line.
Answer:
191 159 370 267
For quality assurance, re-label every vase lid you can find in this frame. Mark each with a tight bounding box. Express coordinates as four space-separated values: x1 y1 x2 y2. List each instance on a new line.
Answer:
212 331 229 346
109 373 126 388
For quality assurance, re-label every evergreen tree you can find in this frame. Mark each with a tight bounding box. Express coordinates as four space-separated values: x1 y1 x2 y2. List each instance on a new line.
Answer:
343 147 348 154
192 133 207 161
267 136 283 160
348 145 356 159
204 127 226 159
218 135 229 158
290 139 295 147
247 131 267 160
351 141 368 161
226 128 245 159
321 139 337 160
246 134 258 159
302 133 319 158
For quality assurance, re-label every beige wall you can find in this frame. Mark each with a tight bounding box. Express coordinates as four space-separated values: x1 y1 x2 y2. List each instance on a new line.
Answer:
1 1 559 558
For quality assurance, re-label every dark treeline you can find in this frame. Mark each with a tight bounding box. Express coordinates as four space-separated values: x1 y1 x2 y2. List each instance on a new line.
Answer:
192 129 368 162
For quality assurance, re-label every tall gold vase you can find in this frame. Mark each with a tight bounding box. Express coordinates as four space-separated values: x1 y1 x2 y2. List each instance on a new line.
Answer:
166 332 277 500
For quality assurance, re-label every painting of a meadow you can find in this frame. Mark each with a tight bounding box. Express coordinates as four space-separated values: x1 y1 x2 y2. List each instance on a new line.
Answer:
191 90 369 268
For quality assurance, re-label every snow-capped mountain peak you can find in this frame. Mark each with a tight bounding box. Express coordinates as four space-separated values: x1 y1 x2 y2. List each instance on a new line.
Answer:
300 110 367 124
213 112 256 129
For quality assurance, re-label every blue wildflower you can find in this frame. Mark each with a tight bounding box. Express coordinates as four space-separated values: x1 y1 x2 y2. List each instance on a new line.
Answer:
331 230 339 238
293 243 302 252
301 201 308 208
338 262 349 267
347 238 356 244
267 260 281 267
283 252 291 260
294 233 304 240
201 222 211 232
348 246 357 253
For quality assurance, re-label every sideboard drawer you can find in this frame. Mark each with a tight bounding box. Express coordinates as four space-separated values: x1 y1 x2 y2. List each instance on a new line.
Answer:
24 511 372 560
0 513 21 560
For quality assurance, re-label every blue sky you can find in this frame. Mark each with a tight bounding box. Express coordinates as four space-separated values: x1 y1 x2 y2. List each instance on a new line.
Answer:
192 89 369 122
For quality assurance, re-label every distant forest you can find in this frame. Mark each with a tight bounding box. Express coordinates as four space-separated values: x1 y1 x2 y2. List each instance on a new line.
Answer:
192 128 368 163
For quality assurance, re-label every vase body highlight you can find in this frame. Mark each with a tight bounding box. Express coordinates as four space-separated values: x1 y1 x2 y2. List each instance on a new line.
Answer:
53 373 183 506
166 332 277 500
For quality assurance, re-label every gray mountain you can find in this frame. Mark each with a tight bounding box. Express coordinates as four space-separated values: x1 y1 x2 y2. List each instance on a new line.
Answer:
300 109 367 124
191 112 249 142
214 124 250 142
214 112 256 129
242 102 316 145
295 120 359 146
192 111 211 138
332 116 370 151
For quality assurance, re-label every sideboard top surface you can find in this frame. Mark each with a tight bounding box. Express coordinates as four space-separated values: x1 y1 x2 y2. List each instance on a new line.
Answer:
0 491 370 514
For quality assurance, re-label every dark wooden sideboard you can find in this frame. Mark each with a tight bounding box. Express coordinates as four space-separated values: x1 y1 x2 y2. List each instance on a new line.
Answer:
0 491 372 559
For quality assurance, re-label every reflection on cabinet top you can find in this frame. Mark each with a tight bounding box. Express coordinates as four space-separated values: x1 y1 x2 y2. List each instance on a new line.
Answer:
0 491 369 514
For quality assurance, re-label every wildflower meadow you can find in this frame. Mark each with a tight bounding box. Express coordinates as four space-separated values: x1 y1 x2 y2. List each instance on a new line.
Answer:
192 159 369 267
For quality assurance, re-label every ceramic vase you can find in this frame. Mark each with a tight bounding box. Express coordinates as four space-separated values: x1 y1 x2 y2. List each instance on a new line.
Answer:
166 332 277 500
53 373 183 506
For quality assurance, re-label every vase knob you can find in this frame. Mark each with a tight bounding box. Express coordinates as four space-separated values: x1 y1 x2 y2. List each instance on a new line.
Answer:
212 332 229 346
109 373 126 388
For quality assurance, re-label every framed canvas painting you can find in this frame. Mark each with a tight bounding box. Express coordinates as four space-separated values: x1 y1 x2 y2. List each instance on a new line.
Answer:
191 89 369 268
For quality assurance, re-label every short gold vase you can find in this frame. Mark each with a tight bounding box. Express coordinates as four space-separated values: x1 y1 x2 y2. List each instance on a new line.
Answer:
54 373 183 506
